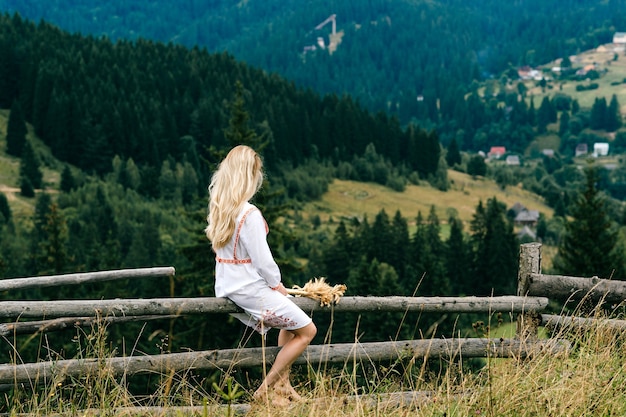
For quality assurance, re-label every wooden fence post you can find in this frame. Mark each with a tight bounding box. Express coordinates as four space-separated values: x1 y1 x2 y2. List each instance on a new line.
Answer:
517 242 543 339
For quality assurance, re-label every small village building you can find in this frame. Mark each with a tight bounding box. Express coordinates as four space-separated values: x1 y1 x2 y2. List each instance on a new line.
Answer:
593 142 609 157
614 32 626 44
506 155 520 165
575 143 588 157
517 66 543 81
542 149 555 157
488 146 506 159
576 64 596 77
514 209 540 227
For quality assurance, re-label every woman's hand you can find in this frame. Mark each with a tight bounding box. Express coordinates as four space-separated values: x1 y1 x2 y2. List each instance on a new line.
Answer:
272 282 288 296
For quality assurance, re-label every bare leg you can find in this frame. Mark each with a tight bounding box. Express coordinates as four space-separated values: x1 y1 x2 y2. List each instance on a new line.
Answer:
275 330 302 400
254 322 317 402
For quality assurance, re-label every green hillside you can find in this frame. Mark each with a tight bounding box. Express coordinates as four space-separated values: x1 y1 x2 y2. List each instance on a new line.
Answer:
302 172 552 226
0 109 63 218
523 43 626 114
0 104 552 227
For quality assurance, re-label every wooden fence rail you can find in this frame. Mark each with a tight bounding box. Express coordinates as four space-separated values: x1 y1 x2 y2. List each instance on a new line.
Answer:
0 295 549 319
0 337 571 385
0 267 175 292
517 242 626 305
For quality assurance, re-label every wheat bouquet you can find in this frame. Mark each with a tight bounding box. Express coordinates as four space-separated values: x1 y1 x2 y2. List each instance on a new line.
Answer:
286 277 347 306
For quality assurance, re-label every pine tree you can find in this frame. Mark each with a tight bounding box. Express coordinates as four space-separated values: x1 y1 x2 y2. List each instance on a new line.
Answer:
553 166 625 279
445 137 462 168
19 140 43 191
29 193 52 274
388 210 410 288
606 94 622 132
536 96 555 133
469 198 518 295
20 178 35 198
408 209 447 296
59 165 76 193
481 198 518 295
36 203 69 275
445 216 470 295
5 100 27 157
0 193 11 224
320 220 352 284
590 97 607 130
222 80 268 155
467 154 487 177
558 111 570 137
423 206 449 294
343 257 403 341
369 209 392 262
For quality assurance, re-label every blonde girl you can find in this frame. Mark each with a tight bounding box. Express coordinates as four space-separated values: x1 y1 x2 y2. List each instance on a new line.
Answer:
205 145 317 403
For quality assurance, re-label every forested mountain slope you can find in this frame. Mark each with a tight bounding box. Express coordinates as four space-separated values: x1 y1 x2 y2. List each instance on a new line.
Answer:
0 12 441 185
1 0 624 125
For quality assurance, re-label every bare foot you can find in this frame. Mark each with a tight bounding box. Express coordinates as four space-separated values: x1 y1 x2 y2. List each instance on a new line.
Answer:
252 386 291 407
274 381 303 402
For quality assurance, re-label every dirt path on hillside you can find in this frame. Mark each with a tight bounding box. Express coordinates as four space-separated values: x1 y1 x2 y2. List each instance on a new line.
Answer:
0 184 20 201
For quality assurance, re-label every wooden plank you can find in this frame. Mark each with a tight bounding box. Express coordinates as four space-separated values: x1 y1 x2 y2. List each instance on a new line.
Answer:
0 267 175 292
0 315 180 337
0 338 571 385
542 314 626 332
0 296 549 319
528 273 626 304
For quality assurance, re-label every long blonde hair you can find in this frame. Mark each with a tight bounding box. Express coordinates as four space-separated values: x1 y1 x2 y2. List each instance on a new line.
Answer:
205 145 264 249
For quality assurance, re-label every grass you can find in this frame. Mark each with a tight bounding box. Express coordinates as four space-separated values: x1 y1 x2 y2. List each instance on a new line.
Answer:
3 300 626 417
301 170 553 227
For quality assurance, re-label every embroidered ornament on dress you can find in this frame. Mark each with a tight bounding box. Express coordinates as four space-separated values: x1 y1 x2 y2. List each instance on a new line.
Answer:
286 277 347 307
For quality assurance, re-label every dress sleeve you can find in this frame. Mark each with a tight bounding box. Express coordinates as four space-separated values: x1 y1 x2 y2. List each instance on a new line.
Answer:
239 208 281 288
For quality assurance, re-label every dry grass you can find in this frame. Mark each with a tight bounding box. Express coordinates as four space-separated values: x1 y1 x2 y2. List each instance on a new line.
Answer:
302 171 552 227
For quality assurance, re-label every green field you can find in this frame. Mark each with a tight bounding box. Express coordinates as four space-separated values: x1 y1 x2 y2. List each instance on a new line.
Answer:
302 170 552 227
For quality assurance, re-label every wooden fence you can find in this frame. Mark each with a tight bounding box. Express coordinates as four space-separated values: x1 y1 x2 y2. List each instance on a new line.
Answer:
0 242 624 388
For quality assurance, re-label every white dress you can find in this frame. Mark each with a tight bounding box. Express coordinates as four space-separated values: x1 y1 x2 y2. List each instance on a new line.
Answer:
214 202 312 335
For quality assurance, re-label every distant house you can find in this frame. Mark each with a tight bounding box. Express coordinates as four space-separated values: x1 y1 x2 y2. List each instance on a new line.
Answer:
575 143 588 157
515 209 540 227
594 142 609 157
517 66 543 81
488 146 506 159
614 32 626 44
506 155 520 166
542 149 555 157
576 64 596 77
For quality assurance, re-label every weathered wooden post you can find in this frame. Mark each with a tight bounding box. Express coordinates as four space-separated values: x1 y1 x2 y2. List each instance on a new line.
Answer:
516 242 543 339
